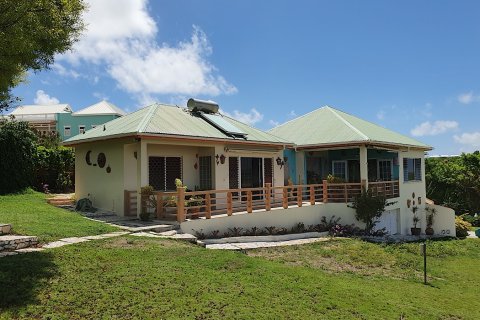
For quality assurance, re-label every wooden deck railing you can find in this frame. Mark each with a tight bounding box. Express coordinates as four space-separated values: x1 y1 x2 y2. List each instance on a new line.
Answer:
130 180 400 222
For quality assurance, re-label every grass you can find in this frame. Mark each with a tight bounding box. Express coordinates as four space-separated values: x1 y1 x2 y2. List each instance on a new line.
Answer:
1 236 479 319
0 190 118 242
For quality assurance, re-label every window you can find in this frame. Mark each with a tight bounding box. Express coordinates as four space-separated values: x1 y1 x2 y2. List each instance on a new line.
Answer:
79 125 86 134
149 156 182 191
332 160 347 180
403 158 421 181
378 160 392 181
64 126 71 136
199 156 212 190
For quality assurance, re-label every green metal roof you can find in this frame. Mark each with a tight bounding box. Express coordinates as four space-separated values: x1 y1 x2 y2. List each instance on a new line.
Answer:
268 106 431 150
64 103 289 145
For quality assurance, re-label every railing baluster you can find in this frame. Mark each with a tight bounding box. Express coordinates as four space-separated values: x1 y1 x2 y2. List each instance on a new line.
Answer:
297 186 302 207
227 191 233 216
323 180 328 203
310 185 315 205
156 192 164 218
344 184 348 203
247 190 253 213
265 183 271 211
205 193 211 219
283 187 288 209
176 187 185 222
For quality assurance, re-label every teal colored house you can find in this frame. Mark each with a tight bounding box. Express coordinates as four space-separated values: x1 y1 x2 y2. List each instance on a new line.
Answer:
57 101 126 140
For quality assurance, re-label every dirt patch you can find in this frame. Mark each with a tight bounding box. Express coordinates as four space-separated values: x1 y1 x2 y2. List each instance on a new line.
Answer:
102 237 191 250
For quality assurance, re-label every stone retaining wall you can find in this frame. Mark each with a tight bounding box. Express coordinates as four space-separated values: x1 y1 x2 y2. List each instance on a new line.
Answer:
0 235 39 251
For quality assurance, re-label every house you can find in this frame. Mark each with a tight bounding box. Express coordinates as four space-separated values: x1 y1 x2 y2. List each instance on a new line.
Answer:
268 106 455 236
7 104 72 135
5 100 125 140
63 99 290 216
57 101 126 140
64 100 455 237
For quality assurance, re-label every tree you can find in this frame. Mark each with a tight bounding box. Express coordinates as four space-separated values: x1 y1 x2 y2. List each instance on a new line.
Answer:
0 118 38 194
0 0 85 111
426 152 480 214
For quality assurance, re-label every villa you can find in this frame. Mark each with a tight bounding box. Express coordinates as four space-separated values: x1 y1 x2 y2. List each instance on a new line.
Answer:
64 99 455 237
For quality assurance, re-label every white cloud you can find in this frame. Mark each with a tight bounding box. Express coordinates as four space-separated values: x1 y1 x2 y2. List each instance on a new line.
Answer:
454 132 480 147
410 120 458 137
268 119 280 127
457 91 480 104
34 90 60 105
57 0 236 103
221 108 264 126
288 110 297 118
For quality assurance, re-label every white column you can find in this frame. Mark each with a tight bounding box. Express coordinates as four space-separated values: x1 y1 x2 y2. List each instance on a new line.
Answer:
136 140 148 216
359 145 368 188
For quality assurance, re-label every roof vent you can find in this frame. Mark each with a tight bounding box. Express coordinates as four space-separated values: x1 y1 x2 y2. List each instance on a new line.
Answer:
187 98 219 114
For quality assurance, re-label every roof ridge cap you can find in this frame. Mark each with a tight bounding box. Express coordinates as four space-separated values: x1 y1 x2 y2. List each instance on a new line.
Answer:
327 107 369 141
268 105 328 131
136 104 159 133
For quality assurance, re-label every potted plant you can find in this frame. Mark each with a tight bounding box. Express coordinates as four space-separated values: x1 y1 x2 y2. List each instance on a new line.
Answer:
425 207 437 236
140 185 156 221
411 206 421 236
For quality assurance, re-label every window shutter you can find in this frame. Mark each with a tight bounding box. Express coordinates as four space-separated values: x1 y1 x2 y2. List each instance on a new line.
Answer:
229 157 239 189
264 158 273 185
403 158 408 181
199 156 212 190
414 158 422 181
149 157 165 190
165 157 182 190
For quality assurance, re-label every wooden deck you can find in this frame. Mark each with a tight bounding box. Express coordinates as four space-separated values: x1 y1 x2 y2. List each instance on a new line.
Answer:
125 180 400 221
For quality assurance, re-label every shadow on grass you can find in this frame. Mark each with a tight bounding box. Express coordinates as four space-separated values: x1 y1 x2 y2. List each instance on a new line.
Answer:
0 251 57 309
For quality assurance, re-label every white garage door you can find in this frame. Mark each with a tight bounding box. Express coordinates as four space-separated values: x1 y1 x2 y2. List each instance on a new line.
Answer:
375 209 399 235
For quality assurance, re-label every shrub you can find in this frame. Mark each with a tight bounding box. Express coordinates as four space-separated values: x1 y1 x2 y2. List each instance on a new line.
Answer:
34 146 75 193
320 216 341 231
455 216 472 238
0 119 37 194
349 188 395 234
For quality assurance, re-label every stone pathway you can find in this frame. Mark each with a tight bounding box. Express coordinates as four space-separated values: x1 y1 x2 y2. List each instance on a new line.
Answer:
204 237 330 250
467 231 477 238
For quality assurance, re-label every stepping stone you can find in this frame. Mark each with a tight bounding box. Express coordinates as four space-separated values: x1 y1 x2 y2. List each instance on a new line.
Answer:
0 251 18 257
59 237 90 244
43 241 72 249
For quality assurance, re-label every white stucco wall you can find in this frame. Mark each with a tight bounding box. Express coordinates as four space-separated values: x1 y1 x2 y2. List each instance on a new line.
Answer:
75 140 126 213
426 204 456 236
180 203 360 235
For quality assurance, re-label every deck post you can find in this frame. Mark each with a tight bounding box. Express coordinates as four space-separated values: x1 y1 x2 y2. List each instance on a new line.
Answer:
297 186 303 207
247 190 253 213
361 179 367 191
205 193 211 219
156 192 164 218
322 180 328 203
283 187 288 209
124 190 130 216
310 186 315 205
176 187 185 222
227 191 233 216
265 183 271 211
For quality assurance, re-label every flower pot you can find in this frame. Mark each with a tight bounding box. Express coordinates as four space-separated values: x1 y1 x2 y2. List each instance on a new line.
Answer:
425 227 434 236
411 227 421 236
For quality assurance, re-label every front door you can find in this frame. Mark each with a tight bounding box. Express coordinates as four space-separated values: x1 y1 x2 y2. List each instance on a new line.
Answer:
241 157 263 188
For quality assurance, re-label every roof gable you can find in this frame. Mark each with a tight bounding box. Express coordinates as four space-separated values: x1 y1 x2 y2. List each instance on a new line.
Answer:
269 106 431 149
74 101 126 116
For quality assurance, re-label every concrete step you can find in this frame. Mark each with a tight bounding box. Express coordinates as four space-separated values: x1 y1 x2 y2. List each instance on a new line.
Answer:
0 224 12 235
47 198 75 206
0 235 39 251
116 223 178 233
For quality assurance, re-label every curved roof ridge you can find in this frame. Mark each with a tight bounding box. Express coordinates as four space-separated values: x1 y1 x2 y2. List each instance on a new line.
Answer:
326 106 369 141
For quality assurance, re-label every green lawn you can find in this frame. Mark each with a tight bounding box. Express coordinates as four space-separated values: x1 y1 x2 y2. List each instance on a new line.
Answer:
0 190 118 242
1 236 479 319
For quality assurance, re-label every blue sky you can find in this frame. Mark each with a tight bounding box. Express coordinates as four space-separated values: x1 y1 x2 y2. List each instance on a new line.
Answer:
11 0 480 155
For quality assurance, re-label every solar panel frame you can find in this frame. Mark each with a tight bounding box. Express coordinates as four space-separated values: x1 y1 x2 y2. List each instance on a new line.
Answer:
200 113 247 137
